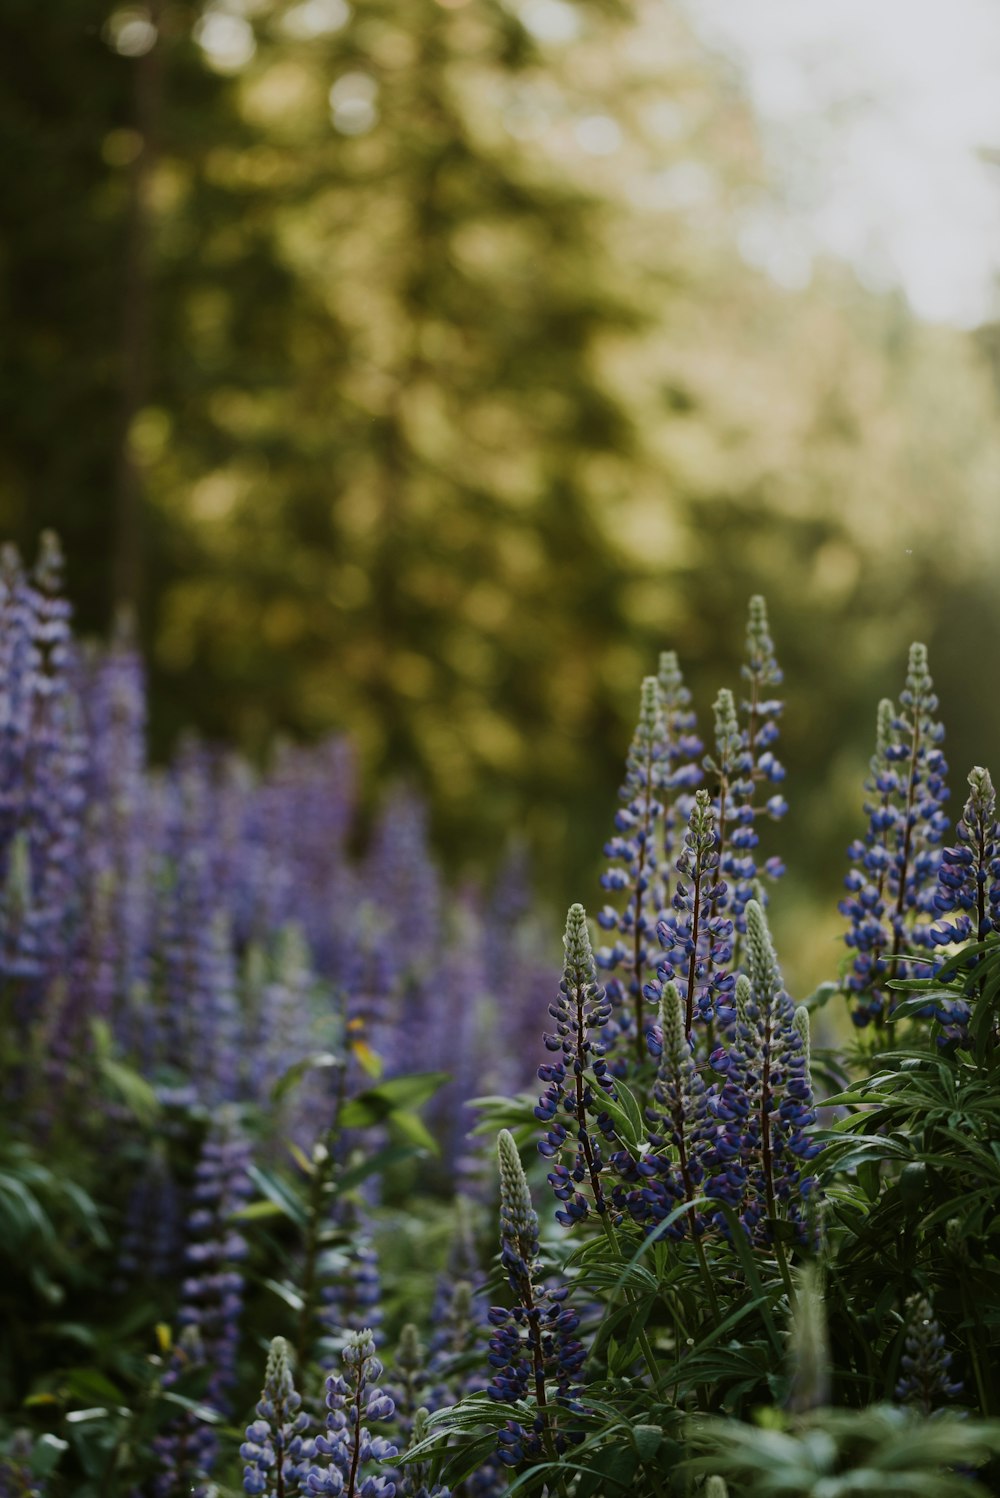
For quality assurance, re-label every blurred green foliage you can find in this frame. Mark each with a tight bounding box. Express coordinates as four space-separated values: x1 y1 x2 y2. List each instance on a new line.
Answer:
3 0 1000 987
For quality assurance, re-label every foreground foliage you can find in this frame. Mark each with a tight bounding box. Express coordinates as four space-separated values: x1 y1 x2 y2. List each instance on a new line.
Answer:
1 538 999 1496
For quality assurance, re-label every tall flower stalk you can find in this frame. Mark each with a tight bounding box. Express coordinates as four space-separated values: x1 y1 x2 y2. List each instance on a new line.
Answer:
597 677 668 1064
841 645 949 1027
486 1131 583 1475
535 903 617 1224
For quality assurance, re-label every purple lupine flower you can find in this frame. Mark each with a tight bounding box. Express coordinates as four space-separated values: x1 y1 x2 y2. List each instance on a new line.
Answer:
114 1150 182 1293
0 1430 43 1498
242 1335 315 1497
651 788 734 1037
535 903 617 1225
895 1294 962 1415
699 601 786 952
921 765 1000 1043
931 766 1000 946
393 1408 452 1498
247 925 322 1130
656 650 704 898
841 647 950 1027
425 1199 493 1419
596 676 670 1066
731 902 818 1246
158 1120 253 1488
150 1324 211 1498
737 595 787 890
317 1213 384 1368
156 748 243 1101
305 1329 398 1497
257 737 357 981
363 787 442 991
839 699 898 1027
0 537 86 1010
612 981 715 1240
486 1132 585 1469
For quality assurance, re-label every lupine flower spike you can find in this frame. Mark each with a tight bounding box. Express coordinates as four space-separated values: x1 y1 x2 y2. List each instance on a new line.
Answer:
394 1407 452 1498
841 646 949 1027
736 901 818 1246
306 1329 398 1497
931 766 1000 946
535 903 617 1224
652 788 734 1037
242 1336 314 1497
895 1294 962 1416
597 676 668 1064
656 650 703 894
617 980 711 1239
486 1131 584 1469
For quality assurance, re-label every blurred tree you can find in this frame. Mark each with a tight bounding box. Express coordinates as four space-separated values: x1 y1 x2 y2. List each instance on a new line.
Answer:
3 0 1000 959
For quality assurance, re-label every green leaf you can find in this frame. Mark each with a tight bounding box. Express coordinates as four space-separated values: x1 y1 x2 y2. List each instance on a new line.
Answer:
245 1165 309 1229
340 1072 449 1128
97 1056 161 1126
262 1277 305 1311
632 1424 663 1461
386 1109 439 1154
271 1051 343 1105
337 1142 425 1192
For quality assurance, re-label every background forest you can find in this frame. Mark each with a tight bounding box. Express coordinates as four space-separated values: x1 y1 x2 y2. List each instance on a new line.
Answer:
3 0 1000 990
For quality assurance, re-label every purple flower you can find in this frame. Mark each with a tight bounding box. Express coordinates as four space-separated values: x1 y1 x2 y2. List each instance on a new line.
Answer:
650 788 734 1036
841 646 950 1027
0 536 86 1008
895 1294 962 1415
728 902 818 1246
535 904 617 1225
596 677 670 1065
931 766 1000 946
305 1330 399 1498
656 650 704 895
242 1336 315 1497
486 1133 585 1468
702 597 787 938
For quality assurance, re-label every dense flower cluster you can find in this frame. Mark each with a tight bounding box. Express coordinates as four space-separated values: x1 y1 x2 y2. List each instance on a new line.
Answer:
610 901 817 1247
841 645 950 1026
486 1132 585 1468
727 902 818 1246
651 788 735 1036
6 540 1000 1497
705 596 788 935
535 903 617 1223
930 766 1000 946
655 650 705 892
895 1295 962 1416
242 1336 315 1497
306 1330 398 1497
153 1122 254 1492
596 676 671 1060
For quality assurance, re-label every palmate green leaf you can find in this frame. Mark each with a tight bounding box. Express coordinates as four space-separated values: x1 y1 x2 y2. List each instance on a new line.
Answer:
685 1407 1000 1497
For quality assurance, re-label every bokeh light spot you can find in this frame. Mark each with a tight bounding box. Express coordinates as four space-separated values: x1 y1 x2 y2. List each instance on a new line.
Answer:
329 71 379 135
194 10 257 73
104 7 157 56
281 0 351 40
